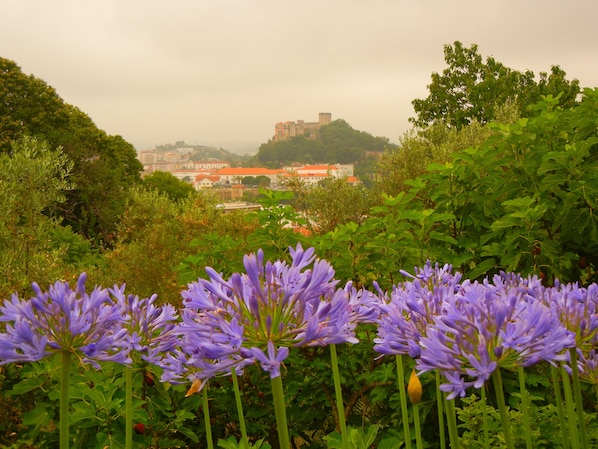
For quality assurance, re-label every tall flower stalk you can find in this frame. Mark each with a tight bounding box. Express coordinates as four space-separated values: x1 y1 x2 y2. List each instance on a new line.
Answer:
110 286 179 449
395 355 412 449
550 365 570 449
491 368 514 449
231 368 249 449
60 350 72 449
0 274 130 449
202 384 214 449
517 366 533 449
330 344 349 449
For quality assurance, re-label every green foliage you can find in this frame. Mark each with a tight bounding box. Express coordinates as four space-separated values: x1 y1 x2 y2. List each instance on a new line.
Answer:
0 136 82 296
457 391 598 449
142 170 196 201
375 121 495 196
361 90 598 284
2 357 202 449
311 191 459 289
217 435 272 449
97 189 234 304
289 177 377 234
325 425 380 449
410 41 580 129
413 89 598 282
244 189 307 261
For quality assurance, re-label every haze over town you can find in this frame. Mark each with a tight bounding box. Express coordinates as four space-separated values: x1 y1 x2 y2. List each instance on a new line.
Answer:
2 0 597 153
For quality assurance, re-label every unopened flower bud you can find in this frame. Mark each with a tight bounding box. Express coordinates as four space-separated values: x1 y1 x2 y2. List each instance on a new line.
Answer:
407 369 422 404
185 379 203 397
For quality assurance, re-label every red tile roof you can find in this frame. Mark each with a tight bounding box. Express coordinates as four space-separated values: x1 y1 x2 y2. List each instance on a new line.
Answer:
216 167 286 176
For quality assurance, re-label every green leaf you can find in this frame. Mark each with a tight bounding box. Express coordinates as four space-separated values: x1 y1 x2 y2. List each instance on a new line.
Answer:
7 375 48 396
22 405 53 428
467 258 497 279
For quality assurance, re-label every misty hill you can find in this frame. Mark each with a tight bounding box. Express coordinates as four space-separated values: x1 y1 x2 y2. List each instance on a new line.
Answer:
255 119 398 167
153 141 249 163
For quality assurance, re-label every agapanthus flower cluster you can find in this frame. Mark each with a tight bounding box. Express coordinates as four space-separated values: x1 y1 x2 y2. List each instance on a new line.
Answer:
417 272 576 398
539 280 598 384
374 262 461 358
109 285 179 366
374 264 579 399
0 273 130 367
167 244 374 383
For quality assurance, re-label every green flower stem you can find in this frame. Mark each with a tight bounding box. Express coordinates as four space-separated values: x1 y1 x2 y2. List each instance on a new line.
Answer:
569 348 588 448
550 365 570 449
330 344 349 449
231 369 249 449
517 367 533 449
561 364 580 449
435 371 446 449
491 368 514 449
60 350 71 449
125 366 133 449
480 386 489 449
444 395 460 449
271 375 290 449
395 355 412 449
412 402 423 449
202 384 214 449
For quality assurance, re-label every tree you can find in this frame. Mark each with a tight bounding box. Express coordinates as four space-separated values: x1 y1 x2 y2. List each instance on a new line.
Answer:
0 136 74 295
255 175 271 188
289 177 376 234
241 175 257 186
410 41 580 129
98 188 248 304
0 57 143 245
143 170 196 201
375 120 495 196
408 90 598 283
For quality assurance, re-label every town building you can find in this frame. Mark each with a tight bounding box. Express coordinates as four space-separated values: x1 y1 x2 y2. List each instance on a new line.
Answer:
214 167 287 186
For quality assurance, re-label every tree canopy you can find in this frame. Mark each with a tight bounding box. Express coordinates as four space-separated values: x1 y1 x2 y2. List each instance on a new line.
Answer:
0 136 74 294
410 41 580 129
0 57 143 245
142 170 196 201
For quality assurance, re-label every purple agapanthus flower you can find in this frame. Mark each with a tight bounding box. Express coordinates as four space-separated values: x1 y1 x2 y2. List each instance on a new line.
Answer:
0 273 130 368
170 244 360 381
109 285 179 366
250 340 289 378
539 280 598 382
374 261 461 358
417 273 576 399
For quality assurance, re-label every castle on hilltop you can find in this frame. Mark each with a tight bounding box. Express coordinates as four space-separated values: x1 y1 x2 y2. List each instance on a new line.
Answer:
273 112 332 142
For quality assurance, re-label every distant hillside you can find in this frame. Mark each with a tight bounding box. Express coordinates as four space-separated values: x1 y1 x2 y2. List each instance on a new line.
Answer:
255 119 397 167
153 141 250 163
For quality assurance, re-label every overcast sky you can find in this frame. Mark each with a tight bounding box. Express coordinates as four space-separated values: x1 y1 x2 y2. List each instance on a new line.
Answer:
2 1 598 153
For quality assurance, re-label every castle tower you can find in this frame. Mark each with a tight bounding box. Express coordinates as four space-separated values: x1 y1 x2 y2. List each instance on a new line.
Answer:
319 112 332 125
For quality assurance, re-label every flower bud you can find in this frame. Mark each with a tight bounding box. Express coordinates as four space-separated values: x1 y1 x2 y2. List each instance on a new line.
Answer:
185 379 203 397
407 369 422 404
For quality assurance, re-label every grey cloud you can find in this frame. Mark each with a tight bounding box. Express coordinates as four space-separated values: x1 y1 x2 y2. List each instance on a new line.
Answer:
2 0 597 151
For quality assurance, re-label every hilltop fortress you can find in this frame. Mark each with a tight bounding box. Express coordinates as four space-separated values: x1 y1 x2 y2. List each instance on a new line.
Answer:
273 112 332 142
